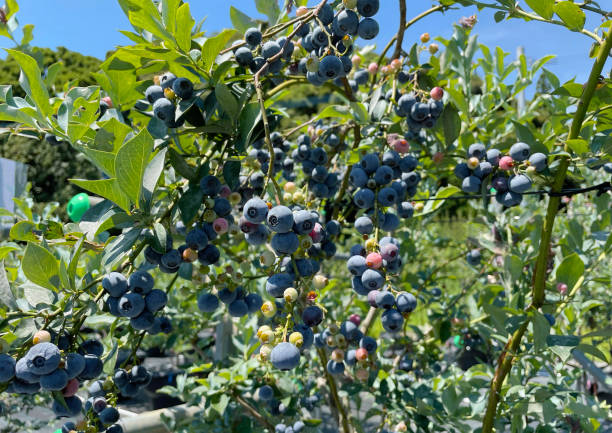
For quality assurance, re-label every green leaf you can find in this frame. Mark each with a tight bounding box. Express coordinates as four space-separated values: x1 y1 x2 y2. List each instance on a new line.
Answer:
0 246 18 260
553 1 585 31
554 253 584 291
9 221 37 242
161 0 180 31
546 335 581 347
316 104 353 121
22 283 56 307
230 6 256 34
419 186 462 216
215 83 239 122
102 228 141 268
179 186 203 225
435 103 461 147
168 148 196 181
201 29 236 72
141 148 167 211
256 0 280 24
223 160 241 191
566 139 589 154
493 11 506 22
236 102 261 153
5 49 51 117
21 243 60 291
175 3 195 52
533 311 551 352
78 146 117 177
350 102 368 124
70 179 132 213
152 222 168 253
115 129 154 209
0 261 17 309
525 0 554 19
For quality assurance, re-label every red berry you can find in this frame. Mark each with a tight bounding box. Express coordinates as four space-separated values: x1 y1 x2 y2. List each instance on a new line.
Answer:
430 87 444 101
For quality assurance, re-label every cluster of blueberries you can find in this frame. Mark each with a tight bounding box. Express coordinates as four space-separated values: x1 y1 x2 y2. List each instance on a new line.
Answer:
234 0 380 87
256 385 307 432
145 72 194 128
197 285 263 318
392 89 444 132
103 271 171 333
274 420 306 433
454 142 548 207
349 149 422 231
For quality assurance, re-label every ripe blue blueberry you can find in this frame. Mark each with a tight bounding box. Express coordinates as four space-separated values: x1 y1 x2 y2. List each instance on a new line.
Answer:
347 255 368 276
270 342 301 370
302 305 323 327
381 212 400 231
375 291 395 309
487 148 501 166
258 384 274 401
349 166 368 188
267 206 294 233
509 174 532 193
316 4 334 25
466 249 482 266
354 216 374 234
381 308 404 333
52 395 82 417
410 102 430 122
462 175 481 193
198 244 221 265
172 77 193 99
102 272 128 297
79 339 104 357
326 360 345 375
0 354 15 382
245 28 263 46
468 143 486 159
509 142 531 161
266 273 294 298
318 56 344 80
128 270 154 295
377 187 398 206
362 269 385 290
262 41 281 60
40 368 69 391
228 299 249 317
24 342 60 375
357 0 380 17
153 98 175 123
200 174 221 196
354 188 375 209
118 293 146 318
145 289 168 312
79 354 103 380
144 85 164 104
358 18 379 40
496 190 523 207
293 209 316 234
396 292 417 313
360 336 378 354
245 293 263 313
99 406 120 426
243 197 269 223
245 224 269 246
159 72 176 89
186 228 208 250
528 152 547 172
271 232 299 255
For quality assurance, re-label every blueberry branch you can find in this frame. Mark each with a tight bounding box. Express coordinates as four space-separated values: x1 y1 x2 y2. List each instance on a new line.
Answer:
480 24 612 433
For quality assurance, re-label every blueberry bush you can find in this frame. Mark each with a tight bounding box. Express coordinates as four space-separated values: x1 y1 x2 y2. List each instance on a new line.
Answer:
0 0 611 432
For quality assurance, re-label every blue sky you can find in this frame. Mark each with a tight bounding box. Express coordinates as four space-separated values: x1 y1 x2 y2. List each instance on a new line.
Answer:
0 1 601 84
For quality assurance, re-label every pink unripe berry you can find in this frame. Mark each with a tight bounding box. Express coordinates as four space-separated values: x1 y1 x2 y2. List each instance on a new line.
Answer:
309 223 324 243
365 252 383 269
351 55 361 66
296 6 308 17
218 185 231 198
33 330 51 345
355 368 369 381
102 96 113 108
557 282 568 294
392 138 410 154
390 58 402 71
420 33 431 43
380 243 399 262
213 218 229 234
368 62 378 74
433 152 444 164
430 86 444 101
428 43 439 54
331 349 344 362
355 347 368 361
499 156 514 170
349 313 361 326
63 378 80 397
380 65 390 75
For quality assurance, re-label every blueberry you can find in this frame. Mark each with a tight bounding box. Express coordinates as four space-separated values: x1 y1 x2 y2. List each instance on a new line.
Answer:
24 342 61 375
271 232 299 255
150 316 172 334
335 9 359 35
99 406 120 426
159 72 176 89
15 358 40 383
92 396 107 413
354 216 374 235
145 289 168 312
258 384 274 401
79 339 104 357
172 77 194 99
79 354 103 380
113 369 129 388
128 271 155 295
316 4 334 25
354 69 369 85
198 244 221 265
243 197 269 223
381 212 400 231
40 368 68 391
234 46 254 67
360 153 380 174
227 299 248 317
378 187 399 207
293 421 305 433
474 161 493 178
131 365 151 384
106 424 124 433
603 162 612 174
466 249 481 266
398 201 414 219
218 287 238 304
293 209 316 234
509 142 531 161
8 378 40 393
340 320 360 341
267 206 294 233
362 269 385 290
200 175 221 196
0 354 15 382
245 224 269 246
61 421 77 433
487 148 501 166
374 165 393 185
102 272 128 297
144 246 163 265
429 99 444 117
467 143 486 159
357 0 380 17
153 97 175 123
52 395 82 417
529 152 547 172
326 220 341 236
354 188 375 209
396 292 417 313
496 191 523 207
245 293 263 313
186 228 208 250
509 174 532 193
270 342 301 370
347 255 368 276
461 175 481 193
118 293 146 318
302 305 323 327
266 273 294 298
262 41 281 60
349 166 368 188
381 308 404 333
318 56 343 80
544 313 556 326
399 155 418 172
327 360 345 375
245 28 263 46
401 171 421 188
144 85 164 104
375 291 395 309
358 18 379 40
410 102 430 121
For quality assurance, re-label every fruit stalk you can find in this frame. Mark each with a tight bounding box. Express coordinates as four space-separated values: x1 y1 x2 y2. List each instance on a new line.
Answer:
391 0 406 60
480 25 612 433
317 347 351 433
